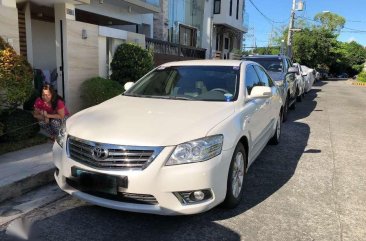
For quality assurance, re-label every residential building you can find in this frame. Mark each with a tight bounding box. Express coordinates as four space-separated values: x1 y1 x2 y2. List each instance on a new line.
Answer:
0 0 159 113
152 0 248 60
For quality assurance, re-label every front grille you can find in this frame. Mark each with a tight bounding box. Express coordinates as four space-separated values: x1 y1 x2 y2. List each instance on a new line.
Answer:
66 178 158 205
67 136 163 170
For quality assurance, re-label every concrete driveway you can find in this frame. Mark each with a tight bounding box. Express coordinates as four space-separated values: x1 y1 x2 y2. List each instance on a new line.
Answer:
0 79 365 241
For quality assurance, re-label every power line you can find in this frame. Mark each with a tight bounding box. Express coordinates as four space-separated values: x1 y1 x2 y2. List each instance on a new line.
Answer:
248 0 289 24
298 16 366 33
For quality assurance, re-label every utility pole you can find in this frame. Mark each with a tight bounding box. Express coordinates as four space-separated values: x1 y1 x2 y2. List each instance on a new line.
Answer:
287 0 296 58
287 0 303 58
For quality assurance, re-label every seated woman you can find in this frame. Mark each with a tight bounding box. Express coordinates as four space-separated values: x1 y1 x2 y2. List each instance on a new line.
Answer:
33 84 70 140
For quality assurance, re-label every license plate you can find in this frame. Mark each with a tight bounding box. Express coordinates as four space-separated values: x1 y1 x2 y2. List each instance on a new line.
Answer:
71 167 122 195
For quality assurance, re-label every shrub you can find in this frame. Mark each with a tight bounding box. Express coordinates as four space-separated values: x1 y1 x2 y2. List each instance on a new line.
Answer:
1 109 39 141
0 121 4 137
110 43 154 85
0 37 33 113
23 89 40 111
357 71 366 82
80 77 124 108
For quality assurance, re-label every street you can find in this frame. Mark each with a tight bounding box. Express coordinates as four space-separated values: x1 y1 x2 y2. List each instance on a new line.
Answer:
1 79 365 241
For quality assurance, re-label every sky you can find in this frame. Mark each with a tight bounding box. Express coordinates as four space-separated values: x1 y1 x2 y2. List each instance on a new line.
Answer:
244 0 366 48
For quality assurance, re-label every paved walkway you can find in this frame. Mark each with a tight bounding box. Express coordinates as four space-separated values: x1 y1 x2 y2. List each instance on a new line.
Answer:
0 143 54 203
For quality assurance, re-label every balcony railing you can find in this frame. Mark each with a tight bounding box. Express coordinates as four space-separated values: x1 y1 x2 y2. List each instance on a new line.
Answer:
146 38 206 59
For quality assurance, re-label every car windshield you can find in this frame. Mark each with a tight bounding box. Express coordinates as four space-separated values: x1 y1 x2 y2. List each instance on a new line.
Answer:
124 66 239 102
244 58 283 72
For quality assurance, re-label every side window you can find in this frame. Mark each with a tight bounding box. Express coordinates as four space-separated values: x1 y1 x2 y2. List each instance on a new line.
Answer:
254 65 272 87
245 65 260 95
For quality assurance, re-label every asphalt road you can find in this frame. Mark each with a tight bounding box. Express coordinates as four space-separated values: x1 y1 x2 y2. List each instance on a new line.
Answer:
1 79 365 241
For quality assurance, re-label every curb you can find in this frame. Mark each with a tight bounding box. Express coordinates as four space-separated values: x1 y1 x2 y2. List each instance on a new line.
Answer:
352 82 366 86
0 168 55 204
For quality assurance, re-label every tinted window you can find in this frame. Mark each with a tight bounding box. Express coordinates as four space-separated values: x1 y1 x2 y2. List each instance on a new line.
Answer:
125 66 239 102
243 57 283 72
254 65 273 87
245 65 260 95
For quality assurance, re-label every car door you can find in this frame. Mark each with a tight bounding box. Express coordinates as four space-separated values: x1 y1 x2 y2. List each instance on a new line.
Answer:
243 65 268 163
253 65 277 141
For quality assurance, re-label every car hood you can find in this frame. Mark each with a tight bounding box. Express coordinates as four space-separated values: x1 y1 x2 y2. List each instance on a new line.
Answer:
66 95 235 146
267 71 285 82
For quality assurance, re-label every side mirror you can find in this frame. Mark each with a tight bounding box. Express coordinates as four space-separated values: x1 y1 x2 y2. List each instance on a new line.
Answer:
248 86 272 99
124 82 134 91
287 67 298 74
274 80 284 87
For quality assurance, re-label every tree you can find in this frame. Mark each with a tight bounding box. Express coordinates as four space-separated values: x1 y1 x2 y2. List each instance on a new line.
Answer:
314 12 345 34
292 27 335 68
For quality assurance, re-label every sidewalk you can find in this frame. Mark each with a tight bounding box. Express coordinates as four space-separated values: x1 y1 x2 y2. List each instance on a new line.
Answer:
0 143 55 204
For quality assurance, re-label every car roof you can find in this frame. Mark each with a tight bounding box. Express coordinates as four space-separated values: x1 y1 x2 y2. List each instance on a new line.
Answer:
160 59 243 67
242 54 289 59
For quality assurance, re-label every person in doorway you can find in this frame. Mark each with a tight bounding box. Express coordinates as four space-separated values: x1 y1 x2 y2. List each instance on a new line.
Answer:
33 84 69 140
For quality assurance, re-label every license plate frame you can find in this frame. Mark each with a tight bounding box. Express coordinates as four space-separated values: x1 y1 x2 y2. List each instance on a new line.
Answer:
71 167 127 195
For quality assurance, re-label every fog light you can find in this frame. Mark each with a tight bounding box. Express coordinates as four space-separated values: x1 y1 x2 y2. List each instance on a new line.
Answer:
174 189 213 205
192 191 204 201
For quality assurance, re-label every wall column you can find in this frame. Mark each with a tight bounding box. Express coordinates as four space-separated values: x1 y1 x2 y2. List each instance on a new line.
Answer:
0 0 20 53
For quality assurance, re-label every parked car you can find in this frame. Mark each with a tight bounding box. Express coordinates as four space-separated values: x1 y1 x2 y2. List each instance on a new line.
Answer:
301 65 315 93
293 63 306 102
53 60 286 215
242 55 299 121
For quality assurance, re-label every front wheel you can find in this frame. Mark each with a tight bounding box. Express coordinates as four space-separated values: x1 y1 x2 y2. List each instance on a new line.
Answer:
222 143 246 209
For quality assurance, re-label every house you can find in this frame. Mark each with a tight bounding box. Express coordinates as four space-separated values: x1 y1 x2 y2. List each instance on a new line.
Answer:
151 0 248 61
0 0 159 113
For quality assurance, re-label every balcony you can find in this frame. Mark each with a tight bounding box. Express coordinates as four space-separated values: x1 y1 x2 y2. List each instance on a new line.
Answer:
122 0 160 13
146 38 206 65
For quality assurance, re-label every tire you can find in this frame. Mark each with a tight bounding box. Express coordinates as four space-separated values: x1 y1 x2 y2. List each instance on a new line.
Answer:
296 89 302 102
269 112 282 145
282 99 289 122
222 143 246 209
290 99 296 110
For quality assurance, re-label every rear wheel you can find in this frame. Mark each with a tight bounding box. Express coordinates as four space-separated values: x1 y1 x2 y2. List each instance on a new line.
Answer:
282 98 289 122
222 143 246 209
269 112 282 145
296 88 302 102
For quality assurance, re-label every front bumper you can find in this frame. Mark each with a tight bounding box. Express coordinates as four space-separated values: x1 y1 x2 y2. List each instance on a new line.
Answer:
53 142 234 215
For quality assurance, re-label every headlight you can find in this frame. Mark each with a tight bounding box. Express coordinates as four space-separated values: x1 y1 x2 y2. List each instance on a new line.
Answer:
56 121 66 147
166 135 223 166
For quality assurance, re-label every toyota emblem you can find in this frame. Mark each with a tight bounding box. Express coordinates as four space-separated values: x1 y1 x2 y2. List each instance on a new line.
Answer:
91 146 109 160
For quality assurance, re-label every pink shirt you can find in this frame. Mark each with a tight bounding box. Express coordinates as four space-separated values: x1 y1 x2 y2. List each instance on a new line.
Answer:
34 97 70 116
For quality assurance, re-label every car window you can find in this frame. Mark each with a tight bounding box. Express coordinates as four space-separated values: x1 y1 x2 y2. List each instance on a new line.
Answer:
254 65 273 87
125 66 240 102
286 59 293 71
243 58 283 73
245 65 261 95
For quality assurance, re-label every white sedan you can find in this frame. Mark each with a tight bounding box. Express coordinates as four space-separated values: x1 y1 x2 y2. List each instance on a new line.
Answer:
301 65 316 93
53 60 287 215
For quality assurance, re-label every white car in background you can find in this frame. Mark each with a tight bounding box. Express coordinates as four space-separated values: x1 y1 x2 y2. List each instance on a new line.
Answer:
293 63 306 101
301 65 316 93
53 60 285 215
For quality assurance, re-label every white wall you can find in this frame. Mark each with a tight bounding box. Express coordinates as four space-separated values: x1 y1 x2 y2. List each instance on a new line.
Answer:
31 19 57 71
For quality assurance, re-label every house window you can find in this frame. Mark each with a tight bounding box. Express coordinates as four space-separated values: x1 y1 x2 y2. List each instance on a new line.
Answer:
229 0 232 16
214 0 221 14
179 24 197 47
236 0 240 19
